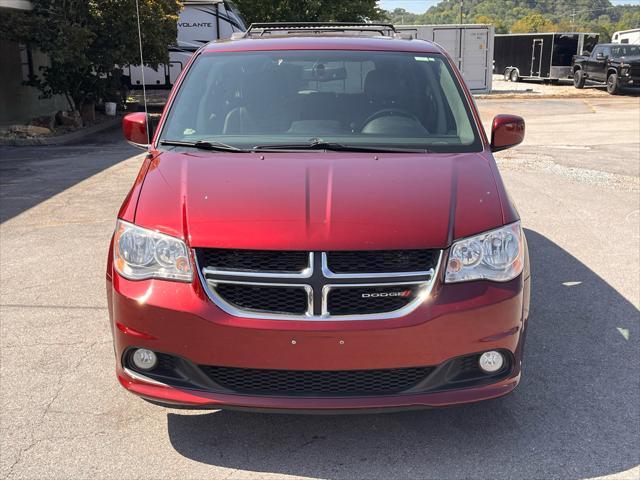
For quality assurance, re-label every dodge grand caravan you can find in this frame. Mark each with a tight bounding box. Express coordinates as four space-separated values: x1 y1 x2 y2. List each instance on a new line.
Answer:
108 23 530 411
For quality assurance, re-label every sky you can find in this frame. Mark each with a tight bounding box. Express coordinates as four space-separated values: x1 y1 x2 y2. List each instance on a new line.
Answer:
378 0 640 14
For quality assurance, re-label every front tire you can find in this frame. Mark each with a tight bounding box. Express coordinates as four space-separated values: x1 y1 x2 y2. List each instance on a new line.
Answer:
510 69 520 82
607 73 619 95
573 70 585 89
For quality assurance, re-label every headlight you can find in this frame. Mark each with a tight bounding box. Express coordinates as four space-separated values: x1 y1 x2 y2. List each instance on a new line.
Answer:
113 220 192 281
445 222 524 283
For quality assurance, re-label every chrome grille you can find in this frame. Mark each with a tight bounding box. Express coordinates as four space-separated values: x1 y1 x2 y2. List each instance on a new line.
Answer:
214 282 310 315
326 249 438 274
201 249 310 273
327 284 421 316
197 249 441 320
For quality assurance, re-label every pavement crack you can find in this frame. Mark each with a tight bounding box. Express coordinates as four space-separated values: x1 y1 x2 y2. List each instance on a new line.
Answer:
3 341 102 478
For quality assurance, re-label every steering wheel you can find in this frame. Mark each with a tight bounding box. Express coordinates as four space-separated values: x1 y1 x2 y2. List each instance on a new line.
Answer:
361 108 423 132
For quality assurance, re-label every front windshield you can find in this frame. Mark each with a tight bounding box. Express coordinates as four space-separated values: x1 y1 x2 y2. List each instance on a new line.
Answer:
160 50 482 152
612 45 640 58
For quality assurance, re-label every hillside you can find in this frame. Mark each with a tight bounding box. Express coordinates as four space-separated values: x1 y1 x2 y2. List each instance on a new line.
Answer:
384 0 640 40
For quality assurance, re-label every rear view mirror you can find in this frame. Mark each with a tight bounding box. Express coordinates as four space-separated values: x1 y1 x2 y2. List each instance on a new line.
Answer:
302 65 347 82
491 114 525 152
596 53 605 61
123 112 154 149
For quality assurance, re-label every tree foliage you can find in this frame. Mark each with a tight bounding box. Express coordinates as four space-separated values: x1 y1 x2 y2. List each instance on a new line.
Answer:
232 0 385 25
381 0 639 39
0 0 181 110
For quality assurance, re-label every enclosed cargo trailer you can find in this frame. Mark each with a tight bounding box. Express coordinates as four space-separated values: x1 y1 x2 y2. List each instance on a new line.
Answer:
126 0 246 89
396 24 494 93
494 32 599 82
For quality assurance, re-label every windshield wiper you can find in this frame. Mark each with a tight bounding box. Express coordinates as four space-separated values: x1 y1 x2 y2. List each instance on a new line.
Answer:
160 139 248 152
252 141 429 153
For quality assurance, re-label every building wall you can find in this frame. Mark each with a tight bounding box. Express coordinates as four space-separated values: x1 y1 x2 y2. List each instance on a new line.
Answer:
0 40 68 125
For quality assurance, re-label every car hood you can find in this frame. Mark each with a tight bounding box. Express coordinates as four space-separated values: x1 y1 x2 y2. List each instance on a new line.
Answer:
134 150 506 250
619 56 640 63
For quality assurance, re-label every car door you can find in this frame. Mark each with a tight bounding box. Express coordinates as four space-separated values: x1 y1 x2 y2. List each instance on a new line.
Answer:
531 38 544 76
588 46 607 81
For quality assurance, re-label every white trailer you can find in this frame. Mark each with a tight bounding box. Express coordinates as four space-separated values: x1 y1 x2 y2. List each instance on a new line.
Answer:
612 29 640 45
396 24 494 93
127 0 245 88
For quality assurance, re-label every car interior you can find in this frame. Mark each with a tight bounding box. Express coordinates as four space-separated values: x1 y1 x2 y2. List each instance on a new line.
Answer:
164 51 474 144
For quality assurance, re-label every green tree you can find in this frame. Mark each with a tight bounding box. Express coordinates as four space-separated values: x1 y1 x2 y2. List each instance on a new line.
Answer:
1 0 181 111
381 0 639 39
474 14 507 34
385 8 421 25
232 0 385 25
510 12 558 33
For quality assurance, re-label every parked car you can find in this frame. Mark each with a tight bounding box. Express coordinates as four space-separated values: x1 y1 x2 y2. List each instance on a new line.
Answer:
573 43 640 94
110 22 530 412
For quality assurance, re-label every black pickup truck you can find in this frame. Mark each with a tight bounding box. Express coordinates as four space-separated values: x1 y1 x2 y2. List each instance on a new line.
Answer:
572 43 640 94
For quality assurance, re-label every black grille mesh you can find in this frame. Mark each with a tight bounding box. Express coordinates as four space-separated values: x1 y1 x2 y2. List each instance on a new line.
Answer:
201 249 309 272
327 250 438 273
328 285 418 315
215 283 308 315
200 365 434 396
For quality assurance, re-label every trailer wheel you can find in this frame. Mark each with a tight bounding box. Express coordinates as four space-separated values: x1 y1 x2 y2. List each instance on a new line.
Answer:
606 73 619 95
504 68 512 81
509 69 520 82
573 70 585 89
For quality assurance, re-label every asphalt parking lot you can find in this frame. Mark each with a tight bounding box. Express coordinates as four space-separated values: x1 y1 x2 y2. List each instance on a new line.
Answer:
1 96 638 479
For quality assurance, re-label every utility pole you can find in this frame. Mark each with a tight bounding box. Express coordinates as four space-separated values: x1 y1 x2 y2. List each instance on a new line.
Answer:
460 0 464 24
571 8 576 32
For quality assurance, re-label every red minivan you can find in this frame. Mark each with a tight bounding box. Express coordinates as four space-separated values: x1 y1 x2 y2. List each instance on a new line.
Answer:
108 23 530 412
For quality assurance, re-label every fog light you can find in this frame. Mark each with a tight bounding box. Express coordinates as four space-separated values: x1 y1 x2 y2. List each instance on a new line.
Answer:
131 348 157 371
478 351 504 373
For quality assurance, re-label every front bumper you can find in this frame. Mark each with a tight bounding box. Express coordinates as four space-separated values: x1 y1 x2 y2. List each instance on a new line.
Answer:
619 75 640 87
108 261 530 411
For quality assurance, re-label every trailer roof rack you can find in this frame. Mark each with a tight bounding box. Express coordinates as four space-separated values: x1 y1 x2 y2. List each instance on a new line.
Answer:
239 22 398 39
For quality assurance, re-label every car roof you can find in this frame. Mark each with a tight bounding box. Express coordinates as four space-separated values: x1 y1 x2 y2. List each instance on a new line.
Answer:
202 35 443 54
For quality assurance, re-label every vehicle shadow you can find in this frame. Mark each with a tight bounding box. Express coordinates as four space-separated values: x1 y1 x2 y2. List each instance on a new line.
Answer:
0 125 138 223
166 229 639 480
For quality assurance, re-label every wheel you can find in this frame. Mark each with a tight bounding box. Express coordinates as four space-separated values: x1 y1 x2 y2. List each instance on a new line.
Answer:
504 68 512 81
607 73 619 95
573 70 585 89
510 69 520 82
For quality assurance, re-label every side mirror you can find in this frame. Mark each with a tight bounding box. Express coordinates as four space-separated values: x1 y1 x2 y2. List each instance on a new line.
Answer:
596 52 605 61
123 112 154 149
491 114 525 152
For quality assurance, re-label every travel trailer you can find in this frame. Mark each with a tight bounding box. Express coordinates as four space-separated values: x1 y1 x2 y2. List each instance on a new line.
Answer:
612 29 640 45
126 0 245 88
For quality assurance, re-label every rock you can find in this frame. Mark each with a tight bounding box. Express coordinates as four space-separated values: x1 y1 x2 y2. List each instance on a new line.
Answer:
8 125 53 135
30 114 56 130
56 110 83 128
